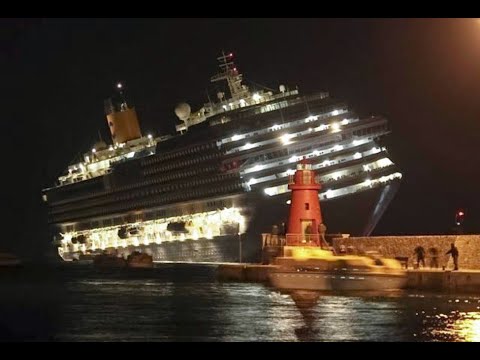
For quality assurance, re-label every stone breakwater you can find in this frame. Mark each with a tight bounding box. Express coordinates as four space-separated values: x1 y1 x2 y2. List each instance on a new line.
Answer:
332 235 480 270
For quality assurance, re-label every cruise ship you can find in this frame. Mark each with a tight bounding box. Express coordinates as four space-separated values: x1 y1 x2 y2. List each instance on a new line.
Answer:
41 51 402 263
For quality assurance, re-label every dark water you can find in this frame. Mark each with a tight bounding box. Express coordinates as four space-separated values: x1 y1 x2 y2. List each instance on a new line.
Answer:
1 264 480 342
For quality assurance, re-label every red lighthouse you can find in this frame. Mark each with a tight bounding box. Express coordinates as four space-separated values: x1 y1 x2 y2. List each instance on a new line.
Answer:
286 158 324 246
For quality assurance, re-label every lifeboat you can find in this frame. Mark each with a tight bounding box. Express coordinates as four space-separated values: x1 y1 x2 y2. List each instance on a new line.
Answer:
127 251 153 268
269 246 407 291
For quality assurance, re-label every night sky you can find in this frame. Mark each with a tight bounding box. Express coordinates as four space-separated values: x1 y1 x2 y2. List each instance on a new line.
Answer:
3 18 480 260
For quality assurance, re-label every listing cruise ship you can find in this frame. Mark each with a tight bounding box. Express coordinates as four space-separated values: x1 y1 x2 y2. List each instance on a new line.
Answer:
41 51 402 263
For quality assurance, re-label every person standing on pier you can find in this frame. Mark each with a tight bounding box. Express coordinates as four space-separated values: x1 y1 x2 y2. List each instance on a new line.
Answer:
446 243 459 271
414 245 426 269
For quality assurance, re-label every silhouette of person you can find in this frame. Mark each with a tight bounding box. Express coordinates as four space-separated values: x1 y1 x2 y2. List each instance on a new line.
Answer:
446 243 459 271
318 223 327 248
428 247 439 269
414 245 426 268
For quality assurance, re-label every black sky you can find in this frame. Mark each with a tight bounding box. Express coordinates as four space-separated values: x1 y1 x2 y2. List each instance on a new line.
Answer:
2 18 480 259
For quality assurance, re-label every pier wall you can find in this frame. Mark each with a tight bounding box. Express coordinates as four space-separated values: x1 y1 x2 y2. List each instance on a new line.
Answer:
332 235 480 270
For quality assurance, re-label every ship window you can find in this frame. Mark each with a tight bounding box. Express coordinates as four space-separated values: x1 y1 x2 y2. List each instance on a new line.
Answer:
305 203 310 210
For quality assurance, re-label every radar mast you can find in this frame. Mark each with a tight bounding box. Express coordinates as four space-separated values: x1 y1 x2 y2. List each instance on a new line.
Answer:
210 51 250 101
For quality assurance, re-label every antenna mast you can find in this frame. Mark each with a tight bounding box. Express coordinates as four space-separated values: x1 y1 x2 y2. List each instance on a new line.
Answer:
210 51 250 100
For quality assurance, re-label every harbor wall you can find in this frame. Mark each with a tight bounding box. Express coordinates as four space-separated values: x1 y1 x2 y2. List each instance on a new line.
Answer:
332 235 480 270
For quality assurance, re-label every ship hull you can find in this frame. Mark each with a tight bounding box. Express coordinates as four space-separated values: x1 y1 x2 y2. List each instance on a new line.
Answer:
60 180 400 264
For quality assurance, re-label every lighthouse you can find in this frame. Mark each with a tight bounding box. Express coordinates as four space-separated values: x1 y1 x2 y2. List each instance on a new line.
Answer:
286 158 325 246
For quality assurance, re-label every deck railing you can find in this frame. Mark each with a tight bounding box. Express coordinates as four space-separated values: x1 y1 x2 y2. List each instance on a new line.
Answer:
286 234 321 246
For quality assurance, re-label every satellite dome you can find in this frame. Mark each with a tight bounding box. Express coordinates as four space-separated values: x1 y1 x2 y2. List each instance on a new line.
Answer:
175 103 191 121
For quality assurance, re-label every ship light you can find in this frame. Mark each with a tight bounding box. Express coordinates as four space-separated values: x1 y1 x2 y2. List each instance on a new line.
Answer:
305 115 318 123
332 172 341 180
147 134 152 139
232 134 242 141
247 178 256 186
117 83 123 89
353 152 362 159
244 143 254 150
286 200 291 205
264 188 276 196
271 124 281 131
222 105 228 111
109 145 114 151
371 147 379 152
352 139 362 146
132 237 140 247
378 158 393 167
61 233 72 245
281 134 292 145
239 99 246 107
191 230 199 241
92 148 96 153
325 189 333 198
331 122 340 132
365 179 372 187
251 164 264 172
205 229 213 240
332 110 340 116
341 119 349 125
252 93 261 102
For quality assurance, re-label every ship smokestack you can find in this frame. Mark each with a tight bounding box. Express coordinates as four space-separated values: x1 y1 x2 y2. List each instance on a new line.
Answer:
104 82 142 145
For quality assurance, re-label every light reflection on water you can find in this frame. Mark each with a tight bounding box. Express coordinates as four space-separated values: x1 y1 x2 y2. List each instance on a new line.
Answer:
1 264 480 341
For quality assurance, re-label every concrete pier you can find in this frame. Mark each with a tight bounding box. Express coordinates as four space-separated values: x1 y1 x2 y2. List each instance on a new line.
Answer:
407 269 480 292
332 235 480 270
